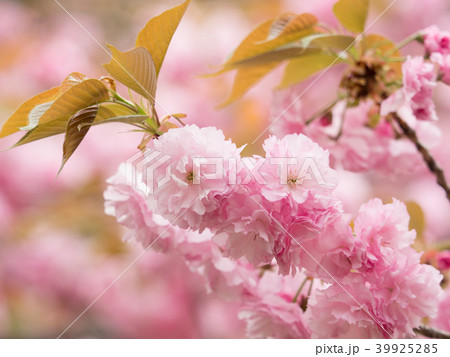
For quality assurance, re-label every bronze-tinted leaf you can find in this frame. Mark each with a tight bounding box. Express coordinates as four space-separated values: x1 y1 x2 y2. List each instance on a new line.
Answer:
59 106 99 174
220 13 318 71
229 45 319 68
300 34 355 51
79 115 149 130
406 201 426 240
279 52 344 88
103 46 157 103
38 79 109 125
60 72 88 92
95 102 139 123
12 117 69 147
333 0 369 33
219 61 280 107
21 101 55 131
135 0 191 75
0 87 60 138
11 102 138 148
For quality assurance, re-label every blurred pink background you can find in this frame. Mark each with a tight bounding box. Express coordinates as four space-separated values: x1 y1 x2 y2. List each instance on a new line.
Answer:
0 0 449 338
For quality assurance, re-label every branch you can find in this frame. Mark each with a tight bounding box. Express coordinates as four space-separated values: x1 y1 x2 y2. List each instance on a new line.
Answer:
393 114 450 203
414 326 450 339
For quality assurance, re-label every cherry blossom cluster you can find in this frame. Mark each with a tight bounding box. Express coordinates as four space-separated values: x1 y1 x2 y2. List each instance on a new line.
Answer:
270 26 450 175
105 124 443 338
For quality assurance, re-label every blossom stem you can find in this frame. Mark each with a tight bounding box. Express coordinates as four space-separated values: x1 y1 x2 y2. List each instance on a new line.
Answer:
292 277 310 303
392 114 450 202
388 32 422 55
307 278 314 297
414 326 450 339
152 105 160 127
305 99 338 125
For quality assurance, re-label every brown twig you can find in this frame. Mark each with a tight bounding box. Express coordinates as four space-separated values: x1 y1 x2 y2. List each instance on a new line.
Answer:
392 113 450 203
414 326 450 339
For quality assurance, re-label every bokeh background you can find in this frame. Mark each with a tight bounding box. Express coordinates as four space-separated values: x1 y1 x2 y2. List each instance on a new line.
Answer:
0 0 450 338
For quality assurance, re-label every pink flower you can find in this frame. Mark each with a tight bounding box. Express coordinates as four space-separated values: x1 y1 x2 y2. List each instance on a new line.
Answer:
306 278 387 338
436 250 450 271
261 134 339 203
239 271 312 338
402 57 436 104
177 230 259 301
431 287 450 333
104 163 179 253
148 125 243 231
353 198 416 268
381 57 437 124
294 200 355 281
214 185 354 277
270 93 431 175
430 52 450 85
239 294 310 338
423 25 450 55
212 184 277 267
307 251 443 338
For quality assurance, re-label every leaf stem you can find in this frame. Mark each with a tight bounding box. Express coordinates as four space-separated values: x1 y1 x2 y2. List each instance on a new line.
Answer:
109 90 147 115
152 105 160 127
392 113 450 203
110 90 134 106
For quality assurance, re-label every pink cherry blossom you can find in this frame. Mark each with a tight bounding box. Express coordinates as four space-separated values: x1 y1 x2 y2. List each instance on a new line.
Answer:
270 94 433 175
307 251 443 338
261 134 339 204
431 287 450 333
239 294 310 338
423 25 450 55
402 57 436 103
383 56 438 123
239 271 312 338
148 125 243 231
104 163 179 253
353 198 416 268
210 182 277 267
430 52 450 85
177 230 259 301
436 250 450 271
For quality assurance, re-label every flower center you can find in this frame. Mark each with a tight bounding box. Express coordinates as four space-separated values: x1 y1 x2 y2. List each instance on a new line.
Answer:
288 170 301 186
186 171 195 183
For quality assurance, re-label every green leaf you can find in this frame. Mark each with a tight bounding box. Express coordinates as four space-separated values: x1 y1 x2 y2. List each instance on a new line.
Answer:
333 0 369 33
218 61 280 108
279 52 344 88
0 87 60 138
59 106 99 174
135 0 191 75
103 46 157 103
38 79 110 126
